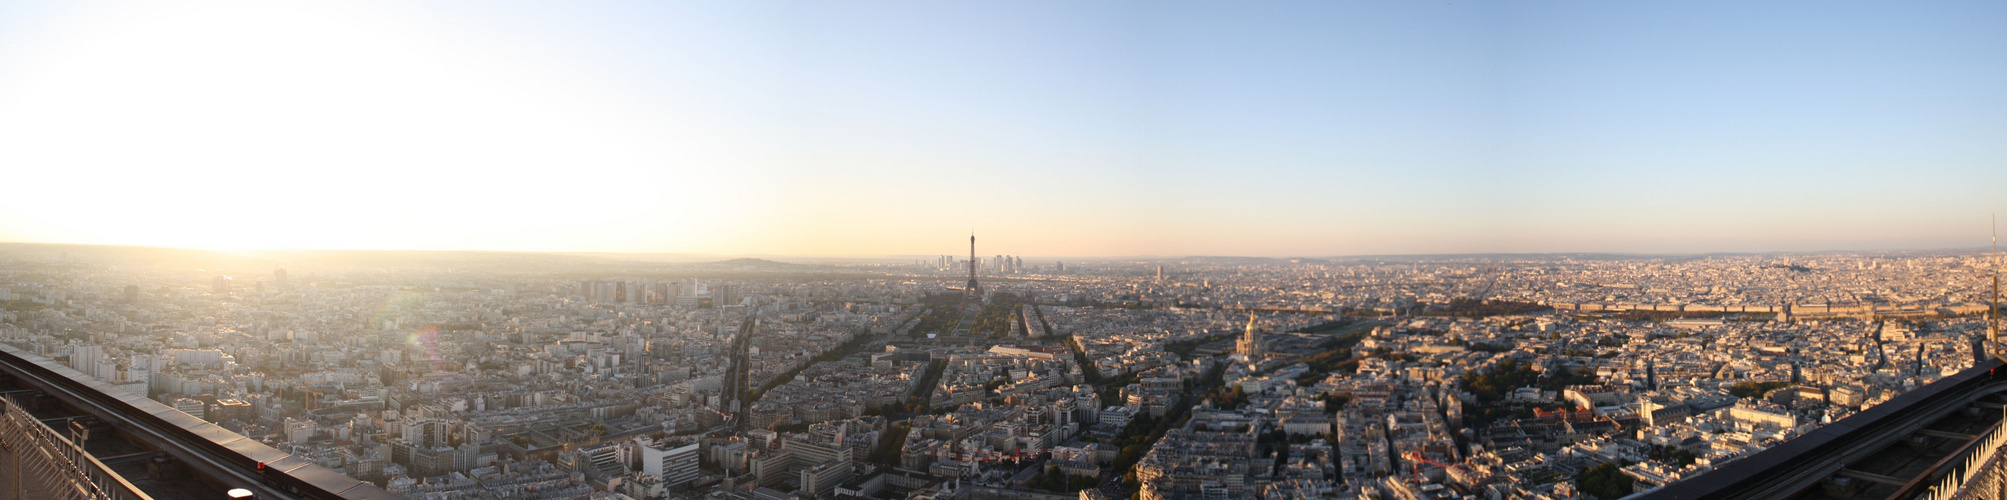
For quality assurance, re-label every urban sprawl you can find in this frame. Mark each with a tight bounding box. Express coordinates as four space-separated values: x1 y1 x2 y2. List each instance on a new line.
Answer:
1 244 2001 500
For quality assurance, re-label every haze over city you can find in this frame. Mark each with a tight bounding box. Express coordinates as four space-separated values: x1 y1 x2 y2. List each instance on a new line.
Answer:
2 1 2004 257
6 4 2007 500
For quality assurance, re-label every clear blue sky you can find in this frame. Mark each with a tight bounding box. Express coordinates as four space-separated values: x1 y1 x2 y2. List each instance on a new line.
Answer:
0 1 2002 256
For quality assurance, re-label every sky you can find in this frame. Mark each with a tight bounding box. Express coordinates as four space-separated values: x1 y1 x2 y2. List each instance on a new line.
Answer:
0 1 2003 258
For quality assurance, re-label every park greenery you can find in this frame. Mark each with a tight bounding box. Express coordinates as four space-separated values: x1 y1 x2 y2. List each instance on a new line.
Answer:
1728 381 1793 399
907 293 967 337
1575 462 1635 499
868 422 911 465
1649 445 1697 467
1025 466 1099 492
968 293 1035 337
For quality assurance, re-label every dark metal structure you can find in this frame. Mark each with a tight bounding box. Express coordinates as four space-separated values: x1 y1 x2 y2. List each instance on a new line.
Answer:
965 233 981 302
0 344 394 500
1638 359 2007 500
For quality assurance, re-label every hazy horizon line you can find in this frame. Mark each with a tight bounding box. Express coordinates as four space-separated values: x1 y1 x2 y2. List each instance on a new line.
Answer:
0 239 1995 263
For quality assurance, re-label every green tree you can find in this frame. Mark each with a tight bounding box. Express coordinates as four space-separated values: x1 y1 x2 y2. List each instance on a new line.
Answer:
1576 462 1634 499
1728 381 1790 399
1648 445 1696 467
1069 476 1099 491
868 423 912 465
1321 394 1350 414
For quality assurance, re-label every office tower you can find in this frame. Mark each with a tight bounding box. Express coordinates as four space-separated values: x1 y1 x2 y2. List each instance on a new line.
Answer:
641 439 701 487
70 343 102 376
783 435 853 497
213 275 228 294
402 417 451 449
582 281 616 304
714 284 739 307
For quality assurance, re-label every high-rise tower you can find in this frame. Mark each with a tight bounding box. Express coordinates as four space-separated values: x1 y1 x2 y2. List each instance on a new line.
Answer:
966 234 981 301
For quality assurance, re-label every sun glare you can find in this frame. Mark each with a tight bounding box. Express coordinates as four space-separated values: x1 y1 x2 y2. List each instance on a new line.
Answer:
0 1 733 253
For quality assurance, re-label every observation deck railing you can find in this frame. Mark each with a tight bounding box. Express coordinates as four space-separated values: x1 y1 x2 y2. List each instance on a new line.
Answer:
1926 407 2007 500
0 394 152 500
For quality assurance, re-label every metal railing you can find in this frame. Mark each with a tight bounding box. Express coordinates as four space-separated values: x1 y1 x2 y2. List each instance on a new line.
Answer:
0 395 151 500
1924 408 2007 500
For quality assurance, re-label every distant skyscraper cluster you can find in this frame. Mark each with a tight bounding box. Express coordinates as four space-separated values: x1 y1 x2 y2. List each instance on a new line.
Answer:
994 254 1022 274
930 254 1026 274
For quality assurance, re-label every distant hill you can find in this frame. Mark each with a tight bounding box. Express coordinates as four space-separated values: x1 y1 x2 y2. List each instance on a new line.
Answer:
707 258 801 269
1179 256 1291 264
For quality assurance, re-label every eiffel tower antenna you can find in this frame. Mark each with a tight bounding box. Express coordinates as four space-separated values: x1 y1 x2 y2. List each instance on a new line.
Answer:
1991 214 2000 361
